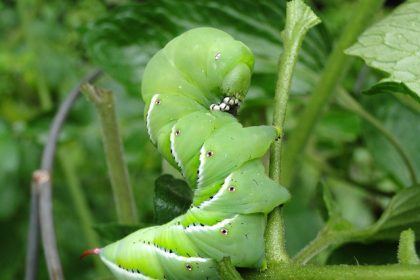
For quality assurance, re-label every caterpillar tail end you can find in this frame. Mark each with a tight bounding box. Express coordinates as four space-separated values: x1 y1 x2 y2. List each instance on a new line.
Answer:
260 259 268 271
80 248 101 259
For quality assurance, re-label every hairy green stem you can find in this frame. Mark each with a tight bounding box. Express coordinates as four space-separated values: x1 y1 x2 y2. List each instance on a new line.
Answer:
265 207 289 263
281 0 385 187
58 148 107 275
337 90 418 186
397 229 419 265
268 0 321 182
266 0 320 265
243 263 420 280
82 84 138 224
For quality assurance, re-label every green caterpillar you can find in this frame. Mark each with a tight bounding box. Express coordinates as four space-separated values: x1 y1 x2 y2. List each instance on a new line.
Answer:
88 27 290 279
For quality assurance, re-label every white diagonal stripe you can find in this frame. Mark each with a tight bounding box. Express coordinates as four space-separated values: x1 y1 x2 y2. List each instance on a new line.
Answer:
146 94 160 144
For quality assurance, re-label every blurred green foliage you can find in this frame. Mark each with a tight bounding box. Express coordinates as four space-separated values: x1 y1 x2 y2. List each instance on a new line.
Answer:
0 0 419 279
153 175 192 225
0 0 160 279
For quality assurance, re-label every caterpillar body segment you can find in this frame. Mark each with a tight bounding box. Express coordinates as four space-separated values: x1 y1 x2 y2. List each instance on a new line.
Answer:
98 27 290 279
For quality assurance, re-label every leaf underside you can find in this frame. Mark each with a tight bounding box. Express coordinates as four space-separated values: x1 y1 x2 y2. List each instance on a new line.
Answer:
83 0 330 95
346 1 420 102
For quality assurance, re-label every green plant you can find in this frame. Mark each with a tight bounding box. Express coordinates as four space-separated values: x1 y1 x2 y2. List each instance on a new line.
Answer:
15 0 420 279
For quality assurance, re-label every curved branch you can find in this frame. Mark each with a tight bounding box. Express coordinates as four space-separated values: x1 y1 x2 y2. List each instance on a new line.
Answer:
25 69 102 280
41 69 102 170
25 177 40 280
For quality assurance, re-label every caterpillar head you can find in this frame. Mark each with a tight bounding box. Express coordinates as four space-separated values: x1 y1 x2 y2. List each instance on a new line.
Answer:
206 32 254 115
210 62 252 115
210 96 241 115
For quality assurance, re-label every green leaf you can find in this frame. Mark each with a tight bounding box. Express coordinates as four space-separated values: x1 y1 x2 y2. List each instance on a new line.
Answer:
362 81 418 101
372 186 420 240
83 0 330 95
93 222 151 243
153 174 193 225
284 162 324 256
321 182 339 220
317 108 362 143
346 1 420 102
361 94 420 187
283 0 321 42
315 181 340 222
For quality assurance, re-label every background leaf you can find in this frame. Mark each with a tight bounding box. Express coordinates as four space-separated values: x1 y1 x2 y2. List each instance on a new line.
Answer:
83 0 330 95
326 186 420 265
93 222 151 243
372 186 420 240
327 242 399 265
361 94 420 187
346 0 420 101
0 122 21 220
153 175 193 224
318 182 340 221
362 81 418 101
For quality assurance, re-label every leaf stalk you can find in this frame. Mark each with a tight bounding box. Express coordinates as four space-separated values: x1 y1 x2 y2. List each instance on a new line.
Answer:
82 84 138 224
266 0 320 265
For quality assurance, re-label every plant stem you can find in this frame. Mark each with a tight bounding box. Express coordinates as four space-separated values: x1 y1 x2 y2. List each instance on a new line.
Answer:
82 84 138 224
292 219 371 265
25 69 102 280
337 89 418 186
269 0 321 182
265 207 289 263
57 148 107 275
36 169 64 280
41 70 103 170
281 0 385 187
25 177 40 280
243 263 420 280
266 0 320 264
397 229 420 265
